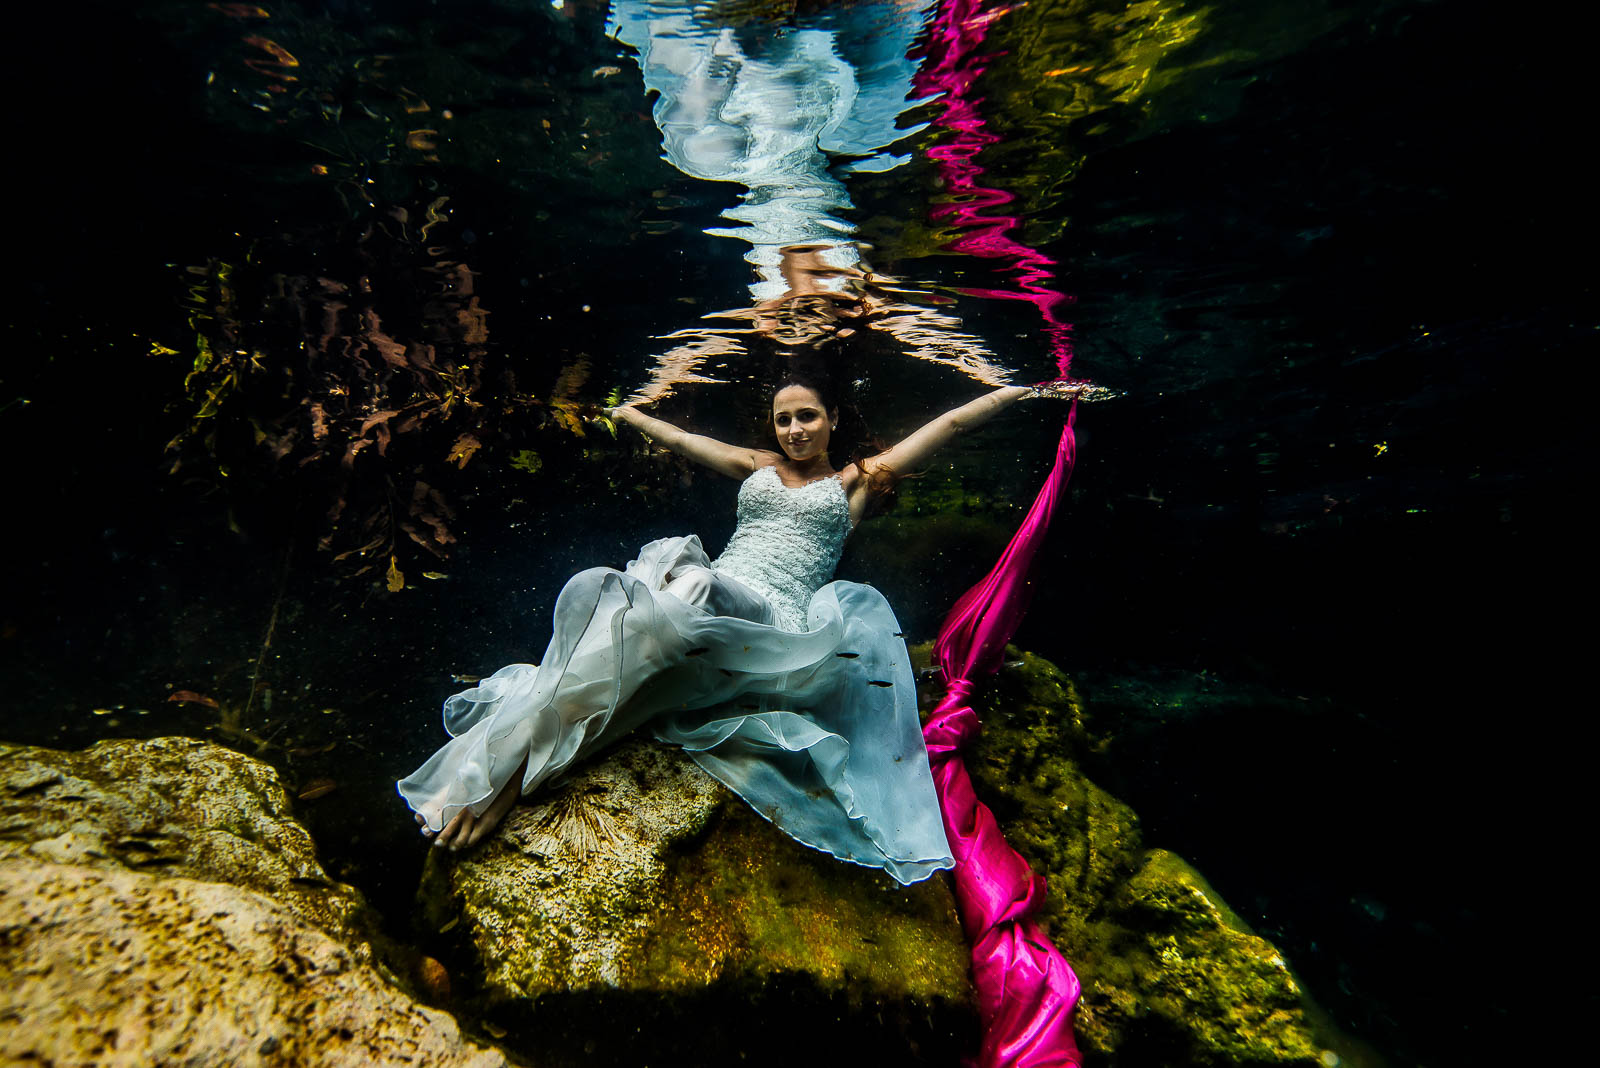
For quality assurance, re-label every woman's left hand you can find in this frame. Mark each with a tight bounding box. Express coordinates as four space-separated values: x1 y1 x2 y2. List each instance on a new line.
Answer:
1027 380 1119 403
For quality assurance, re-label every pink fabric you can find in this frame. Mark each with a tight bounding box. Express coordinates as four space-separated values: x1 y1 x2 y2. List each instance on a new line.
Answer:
911 0 1086 1063
925 413 1082 1068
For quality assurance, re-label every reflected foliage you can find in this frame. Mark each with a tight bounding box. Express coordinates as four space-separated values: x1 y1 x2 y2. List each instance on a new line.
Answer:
144 0 668 232
878 0 1348 260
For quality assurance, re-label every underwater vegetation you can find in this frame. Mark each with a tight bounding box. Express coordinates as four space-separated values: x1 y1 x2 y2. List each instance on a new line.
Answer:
146 0 1347 595
171 214 532 588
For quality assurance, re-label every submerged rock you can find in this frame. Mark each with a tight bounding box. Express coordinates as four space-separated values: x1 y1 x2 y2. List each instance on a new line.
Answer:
926 646 1332 1067
416 649 1337 1066
0 736 378 956
418 739 974 1065
0 859 509 1067
0 737 510 1066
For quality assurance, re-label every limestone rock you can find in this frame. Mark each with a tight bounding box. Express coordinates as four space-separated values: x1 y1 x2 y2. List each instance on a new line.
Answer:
0 737 378 958
0 859 510 1068
420 739 974 1065
917 646 1332 1067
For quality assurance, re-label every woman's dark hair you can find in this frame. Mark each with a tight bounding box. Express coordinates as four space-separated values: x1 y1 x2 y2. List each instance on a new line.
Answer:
770 364 840 417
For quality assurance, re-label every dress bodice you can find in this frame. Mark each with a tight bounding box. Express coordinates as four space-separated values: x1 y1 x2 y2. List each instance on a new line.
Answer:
712 465 851 631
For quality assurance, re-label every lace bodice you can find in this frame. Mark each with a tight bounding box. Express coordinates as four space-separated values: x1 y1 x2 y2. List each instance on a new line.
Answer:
712 465 851 631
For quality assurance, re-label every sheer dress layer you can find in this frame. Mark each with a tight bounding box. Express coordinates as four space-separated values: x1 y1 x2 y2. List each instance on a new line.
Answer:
397 466 953 885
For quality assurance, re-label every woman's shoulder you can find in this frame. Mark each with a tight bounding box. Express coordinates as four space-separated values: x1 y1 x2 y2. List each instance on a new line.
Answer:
841 454 891 488
735 452 785 484
748 451 784 474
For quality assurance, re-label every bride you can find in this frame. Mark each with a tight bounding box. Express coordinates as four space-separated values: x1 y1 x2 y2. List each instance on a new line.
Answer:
399 369 1064 885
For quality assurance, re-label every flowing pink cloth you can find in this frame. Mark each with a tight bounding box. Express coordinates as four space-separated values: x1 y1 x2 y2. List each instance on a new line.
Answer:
925 408 1082 1068
912 0 1086 1061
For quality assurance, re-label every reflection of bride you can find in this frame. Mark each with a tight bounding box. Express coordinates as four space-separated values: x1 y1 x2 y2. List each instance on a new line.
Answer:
607 0 934 297
608 0 1018 402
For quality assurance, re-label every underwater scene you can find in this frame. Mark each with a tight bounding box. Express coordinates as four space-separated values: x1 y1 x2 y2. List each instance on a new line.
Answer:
1 0 1576 1064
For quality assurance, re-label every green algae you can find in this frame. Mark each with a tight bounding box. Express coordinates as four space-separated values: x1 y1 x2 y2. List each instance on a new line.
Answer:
416 649 1347 1066
417 741 974 1067
911 645 1331 1066
628 801 969 1000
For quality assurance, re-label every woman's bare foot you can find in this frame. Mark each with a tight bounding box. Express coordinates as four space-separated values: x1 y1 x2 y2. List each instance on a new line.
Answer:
430 758 528 852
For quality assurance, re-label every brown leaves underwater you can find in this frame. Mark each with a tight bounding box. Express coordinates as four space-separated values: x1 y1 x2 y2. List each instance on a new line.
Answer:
164 202 609 592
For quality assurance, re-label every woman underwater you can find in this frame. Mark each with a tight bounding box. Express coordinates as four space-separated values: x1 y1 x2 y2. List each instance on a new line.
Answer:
398 370 1076 883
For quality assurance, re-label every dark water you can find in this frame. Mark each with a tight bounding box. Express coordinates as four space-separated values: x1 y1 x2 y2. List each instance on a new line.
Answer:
3 0 1581 1063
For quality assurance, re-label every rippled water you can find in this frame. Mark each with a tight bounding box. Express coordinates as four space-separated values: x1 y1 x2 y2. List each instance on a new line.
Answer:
5 0 1579 1063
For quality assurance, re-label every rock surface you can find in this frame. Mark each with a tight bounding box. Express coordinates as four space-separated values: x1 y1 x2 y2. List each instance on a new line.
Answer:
929 646 1336 1067
0 736 377 956
420 648 1342 1067
0 737 511 1067
419 739 975 1065
0 859 509 1068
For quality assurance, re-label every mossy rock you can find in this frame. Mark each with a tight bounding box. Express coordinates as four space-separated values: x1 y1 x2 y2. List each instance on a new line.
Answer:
0 737 505 1064
0 859 512 1068
418 739 975 1066
0 736 385 961
910 646 1334 1067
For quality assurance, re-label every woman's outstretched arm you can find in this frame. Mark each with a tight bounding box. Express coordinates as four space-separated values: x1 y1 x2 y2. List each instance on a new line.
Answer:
861 385 1036 483
607 405 770 480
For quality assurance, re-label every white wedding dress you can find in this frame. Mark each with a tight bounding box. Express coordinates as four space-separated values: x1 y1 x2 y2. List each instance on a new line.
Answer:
397 465 953 885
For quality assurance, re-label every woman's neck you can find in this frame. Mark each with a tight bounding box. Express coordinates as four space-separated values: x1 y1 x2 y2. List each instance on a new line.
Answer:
780 455 835 481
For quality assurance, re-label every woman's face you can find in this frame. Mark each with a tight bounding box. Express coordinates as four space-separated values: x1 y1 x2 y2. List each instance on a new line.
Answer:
772 384 835 463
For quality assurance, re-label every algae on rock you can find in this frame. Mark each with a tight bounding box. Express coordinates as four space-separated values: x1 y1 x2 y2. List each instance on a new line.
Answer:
418 738 974 1066
409 644 1333 1066
0 736 514 1066
0 736 381 958
0 859 510 1068
912 645 1331 1067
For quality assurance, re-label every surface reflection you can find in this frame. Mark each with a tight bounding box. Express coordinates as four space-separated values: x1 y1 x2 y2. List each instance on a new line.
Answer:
610 0 933 299
611 0 1031 403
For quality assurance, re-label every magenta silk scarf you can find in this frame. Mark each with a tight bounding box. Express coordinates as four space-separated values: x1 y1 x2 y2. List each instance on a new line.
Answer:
924 409 1082 1068
913 0 1086 1063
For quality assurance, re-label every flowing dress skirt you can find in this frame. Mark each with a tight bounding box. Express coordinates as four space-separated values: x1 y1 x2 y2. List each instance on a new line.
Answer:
397 535 953 885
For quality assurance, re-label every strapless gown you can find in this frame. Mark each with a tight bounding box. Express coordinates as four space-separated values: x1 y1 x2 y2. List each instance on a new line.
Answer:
397 465 954 885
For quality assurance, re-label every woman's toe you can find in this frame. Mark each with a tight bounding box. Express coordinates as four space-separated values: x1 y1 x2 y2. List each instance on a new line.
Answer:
447 813 477 851
434 810 465 849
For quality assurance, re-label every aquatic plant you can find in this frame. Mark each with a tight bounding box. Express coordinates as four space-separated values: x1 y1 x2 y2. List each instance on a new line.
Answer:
167 208 523 587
